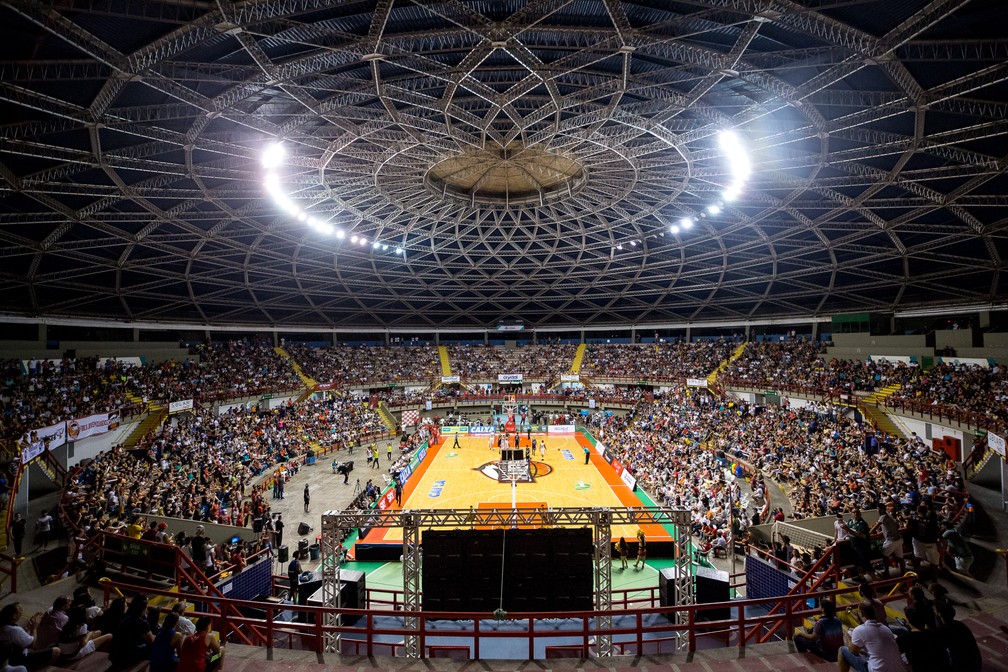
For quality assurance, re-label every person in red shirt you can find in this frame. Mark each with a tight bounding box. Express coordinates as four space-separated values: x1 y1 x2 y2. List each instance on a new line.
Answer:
177 616 223 672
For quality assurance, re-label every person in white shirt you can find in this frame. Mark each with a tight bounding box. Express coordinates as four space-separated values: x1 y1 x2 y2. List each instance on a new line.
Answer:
834 512 850 542
171 603 196 636
837 600 907 672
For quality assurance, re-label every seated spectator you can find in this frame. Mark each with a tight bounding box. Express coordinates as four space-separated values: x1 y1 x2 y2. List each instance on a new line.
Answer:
896 603 947 672
0 604 59 670
177 616 224 672
838 599 906 672
794 598 844 661
149 612 183 672
108 595 155 670
935 602 981 672
32 597 69 651
56 605 111 661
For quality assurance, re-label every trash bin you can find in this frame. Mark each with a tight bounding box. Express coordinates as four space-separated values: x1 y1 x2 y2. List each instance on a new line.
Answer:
309 543 320 561
298 539 310 557
278 545 289 564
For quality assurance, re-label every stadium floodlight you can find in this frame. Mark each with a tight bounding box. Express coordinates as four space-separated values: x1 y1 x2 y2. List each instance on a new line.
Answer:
707 204 721 215
670 225 679 234
317 222 334 234
261 142 286 169
395 247 403 254
335 229 345 239
351 235 359 243
359 237 368 245
381 244 388 251
680 217 693 229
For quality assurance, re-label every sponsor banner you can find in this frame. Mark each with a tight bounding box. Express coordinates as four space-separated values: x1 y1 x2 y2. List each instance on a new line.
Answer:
939 357 992 368
68 411 119 441
21 420 67 463
588 398 596 409
377 489 396 511
869 355 913 365
548 424 576 434
989 432 1006 459
560 374 579 382
425 400 433 411
469 425 495 435
415 445 428 463
620 468 637 491
610 457 624 476
168 399 194 414
441 375 461 383
441 426 462 434
398 465 413 484
528 424 549 433
595 441 606 456
498 373 523 382
98 356 142 369
314 382 337 391
686 377 709 388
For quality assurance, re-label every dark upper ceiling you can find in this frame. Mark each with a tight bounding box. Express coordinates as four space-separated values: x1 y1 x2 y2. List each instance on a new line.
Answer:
1 0 1007 329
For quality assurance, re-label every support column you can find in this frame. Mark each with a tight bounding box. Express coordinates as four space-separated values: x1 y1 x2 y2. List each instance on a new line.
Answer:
402 512 421 657
672 510 695 652
593 509 613 657
320 511 342 654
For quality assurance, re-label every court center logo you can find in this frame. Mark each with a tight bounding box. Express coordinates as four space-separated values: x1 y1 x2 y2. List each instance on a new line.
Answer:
427 480 446 498
474 460 553 482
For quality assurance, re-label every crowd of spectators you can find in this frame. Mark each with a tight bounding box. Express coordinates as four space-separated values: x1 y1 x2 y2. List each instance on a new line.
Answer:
62 394 387 536
889 361 1008 425
446 344 577 379
581 340 735 380
286 344 439 386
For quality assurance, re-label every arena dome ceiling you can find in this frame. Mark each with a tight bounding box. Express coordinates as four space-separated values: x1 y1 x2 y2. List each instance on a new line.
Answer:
0 0 1007 329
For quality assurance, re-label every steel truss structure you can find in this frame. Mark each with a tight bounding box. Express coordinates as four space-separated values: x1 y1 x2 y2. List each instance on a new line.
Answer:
320 505 693 658
0 2 1006 329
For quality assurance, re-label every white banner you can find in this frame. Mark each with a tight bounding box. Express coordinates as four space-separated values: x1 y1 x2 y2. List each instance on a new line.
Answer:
98 356 142 369
21 420 66 463
548 424 576 434
68 411 120 441
620 468 637 490
441 375 460 383
589 398 596 409
989 432 1006 459
939 357 992 368
869 355 914 365
498 373 523 382
169 399 194 414
595 441 606 456
425 400 433 411
686 377 709 388
560 374 580 382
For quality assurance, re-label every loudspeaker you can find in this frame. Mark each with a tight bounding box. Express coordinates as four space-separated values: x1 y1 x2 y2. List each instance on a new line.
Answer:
277 545 289 564
298 522 311 536
305 570 366 624
695 566 731 621
658 567 681 609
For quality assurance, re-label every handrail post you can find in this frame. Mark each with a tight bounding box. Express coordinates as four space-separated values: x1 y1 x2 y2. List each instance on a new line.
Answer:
784 597 793 641
687 607 696 652
528 615 535 660
474 616 480 660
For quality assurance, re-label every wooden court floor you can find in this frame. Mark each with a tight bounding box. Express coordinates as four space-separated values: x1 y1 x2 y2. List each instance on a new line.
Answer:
363 433 672 545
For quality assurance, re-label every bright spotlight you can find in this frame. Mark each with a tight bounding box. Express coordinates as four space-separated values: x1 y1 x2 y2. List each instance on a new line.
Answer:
395 247 403 254
707 204 721 215
372 241 380 249
318 222 334 234
381 244 388 251
261 142 286 169
617 244 623 250
630 240 637 247
296 211 307 222
351 235 359 243
336 229 345 239
359 237 367 245
670 225 679 234
680 217 693 229
723 187 741 201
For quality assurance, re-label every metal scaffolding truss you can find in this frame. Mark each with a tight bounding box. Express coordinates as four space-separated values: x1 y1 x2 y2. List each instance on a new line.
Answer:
320 505 693 658
0 1 1005 329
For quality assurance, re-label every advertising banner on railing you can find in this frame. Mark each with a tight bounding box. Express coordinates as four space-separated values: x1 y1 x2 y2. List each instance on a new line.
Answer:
620 468 637 491
595 440 607 456
868 355 915 365
560 374 579 382
548 424 576 434
20 420 66 463
588 398 596 409
939 356 993 368
610 457 624 477
441 375 460 383
440 426 469 434
528 424 549 433
498 373 523 383
68 411 120 441
686 377 709 388
468 425 495 435
168 398 194 414
989 432 1006 459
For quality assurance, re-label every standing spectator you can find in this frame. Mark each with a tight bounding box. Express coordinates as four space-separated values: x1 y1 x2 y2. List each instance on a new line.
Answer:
287 552 303 604
303 484 310 513
177 616 223 672
634 530 646 569
910 503 940 581
0 603 60 669
34 511 52 552
940 520 973 577
273 515 284 550
9 514 25 557
870 505 905 577
394 478 402 507
617 537 628 570
794 598 843 662
846 507 872 574
372 444 381 468
387 443 392 462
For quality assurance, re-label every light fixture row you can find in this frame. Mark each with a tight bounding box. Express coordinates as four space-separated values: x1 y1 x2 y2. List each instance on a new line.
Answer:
262 129 750 260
